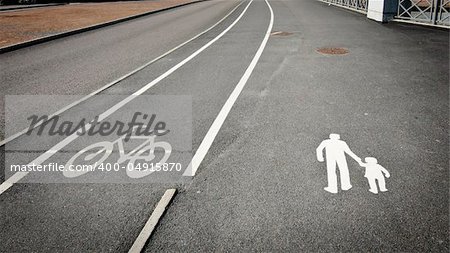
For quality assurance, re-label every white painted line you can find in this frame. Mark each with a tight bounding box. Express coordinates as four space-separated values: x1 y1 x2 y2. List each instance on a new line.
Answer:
0 0 244 147
0 0 254 195
128 189 177 253
183 0 274 176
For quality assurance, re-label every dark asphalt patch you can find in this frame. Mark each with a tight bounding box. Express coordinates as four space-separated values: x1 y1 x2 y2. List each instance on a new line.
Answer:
316 47 349 55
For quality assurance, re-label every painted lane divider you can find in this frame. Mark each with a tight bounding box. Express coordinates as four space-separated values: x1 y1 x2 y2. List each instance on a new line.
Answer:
183 0 274 177
0 0 254 195
128 189 177 253
128 2 275 250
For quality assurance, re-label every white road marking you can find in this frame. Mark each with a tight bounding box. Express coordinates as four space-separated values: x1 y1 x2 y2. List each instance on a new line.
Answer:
0 0 244 147
0 0 254 195
183 0 274 176
130 2 274 248
128 189 177 253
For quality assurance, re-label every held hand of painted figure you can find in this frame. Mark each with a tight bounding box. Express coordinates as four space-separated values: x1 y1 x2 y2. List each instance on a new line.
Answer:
342 143 361 164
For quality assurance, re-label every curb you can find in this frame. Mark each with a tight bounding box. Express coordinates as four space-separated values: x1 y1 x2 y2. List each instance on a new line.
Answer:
0 3 67 12
391 19 450 30
0 0 207 54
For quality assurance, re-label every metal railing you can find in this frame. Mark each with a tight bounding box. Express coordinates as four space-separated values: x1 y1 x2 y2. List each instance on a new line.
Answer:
396 0 450 27
321 0 369 13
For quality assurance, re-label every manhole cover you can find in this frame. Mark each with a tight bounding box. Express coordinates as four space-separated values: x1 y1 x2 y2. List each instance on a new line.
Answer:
316 47 349 55
270 31 293 36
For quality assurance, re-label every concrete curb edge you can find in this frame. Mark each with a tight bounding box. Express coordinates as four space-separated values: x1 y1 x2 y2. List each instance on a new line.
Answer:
0 3 67 12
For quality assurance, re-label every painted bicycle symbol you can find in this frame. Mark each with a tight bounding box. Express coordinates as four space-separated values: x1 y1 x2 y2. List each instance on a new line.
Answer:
64 125 172 179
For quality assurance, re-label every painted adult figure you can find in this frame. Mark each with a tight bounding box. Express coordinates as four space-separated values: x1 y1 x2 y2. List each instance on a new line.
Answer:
316 134 361 193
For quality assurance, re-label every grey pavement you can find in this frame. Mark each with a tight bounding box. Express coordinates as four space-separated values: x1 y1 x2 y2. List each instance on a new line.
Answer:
0 0 449 252
146 0 449 252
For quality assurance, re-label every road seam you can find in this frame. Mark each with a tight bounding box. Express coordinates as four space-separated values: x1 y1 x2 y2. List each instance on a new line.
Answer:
0 0 244 147
183 0 274 177
0 0 253 195
0 0 208 54
128 189 177 253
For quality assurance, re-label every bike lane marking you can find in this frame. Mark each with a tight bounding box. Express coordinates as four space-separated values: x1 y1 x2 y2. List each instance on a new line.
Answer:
183 0 274 177
0 0 244 148
0 0 254 195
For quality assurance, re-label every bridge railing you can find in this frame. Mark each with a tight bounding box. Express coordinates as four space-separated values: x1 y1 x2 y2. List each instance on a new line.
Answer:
396 0 449 27
321 0 369 13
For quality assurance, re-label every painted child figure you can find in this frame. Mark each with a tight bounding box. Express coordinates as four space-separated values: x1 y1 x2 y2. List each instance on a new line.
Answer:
359 157 390 194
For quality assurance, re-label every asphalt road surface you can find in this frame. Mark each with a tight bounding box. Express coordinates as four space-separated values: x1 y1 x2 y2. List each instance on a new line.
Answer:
0 0 448 252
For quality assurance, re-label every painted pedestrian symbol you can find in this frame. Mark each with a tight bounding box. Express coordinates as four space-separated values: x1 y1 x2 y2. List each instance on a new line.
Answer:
316 134 362 193
359 157 390 194
316 134 390 194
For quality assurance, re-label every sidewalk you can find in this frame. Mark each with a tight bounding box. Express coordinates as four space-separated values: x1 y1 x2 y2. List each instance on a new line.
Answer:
0 0 198 48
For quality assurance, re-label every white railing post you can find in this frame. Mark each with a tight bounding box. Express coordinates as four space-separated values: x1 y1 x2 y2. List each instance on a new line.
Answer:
367 0 398 22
